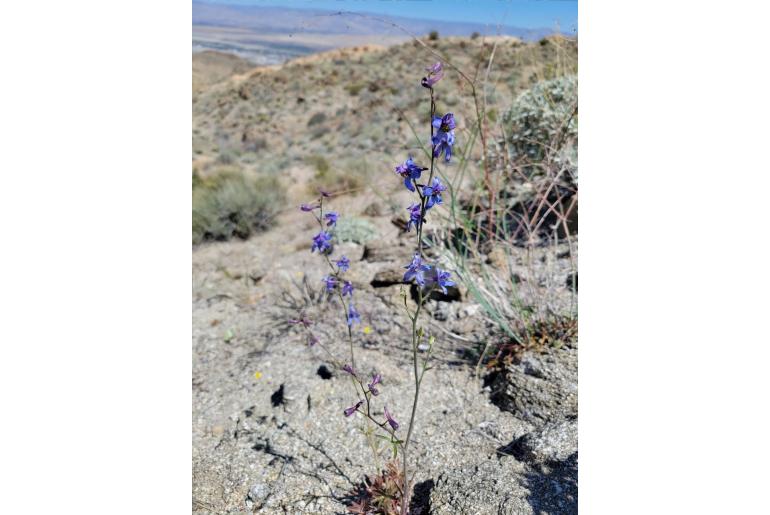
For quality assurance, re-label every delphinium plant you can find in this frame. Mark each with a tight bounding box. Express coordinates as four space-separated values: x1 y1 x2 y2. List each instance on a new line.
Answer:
294 62 456 515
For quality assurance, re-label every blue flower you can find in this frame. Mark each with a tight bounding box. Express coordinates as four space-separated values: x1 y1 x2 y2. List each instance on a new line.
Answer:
344 400 363 417
342 281 354 297
428 267 455 294
432 113 456 162
406 203 422 232
342 364 356 376
336 255 350 272
322 275 337 292
384 405 399 431
395 156 427 192
324 211 339 227
347 303 361 326
422 178 447 209
311 231 332 253
421 62 444 88
300 203 319 212
403 254 432 287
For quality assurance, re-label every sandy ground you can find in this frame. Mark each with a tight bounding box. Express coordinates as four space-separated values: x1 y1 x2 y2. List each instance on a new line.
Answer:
193 177 577 513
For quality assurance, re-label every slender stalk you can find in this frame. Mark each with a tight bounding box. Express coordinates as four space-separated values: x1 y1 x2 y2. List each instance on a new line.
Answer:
400 86 437 515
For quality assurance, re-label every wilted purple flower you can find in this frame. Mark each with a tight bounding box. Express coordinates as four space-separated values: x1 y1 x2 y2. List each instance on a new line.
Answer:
394 156 427 192
300 203 319 212
406 203 422 232
344 400 363 417
322 275 337 292
336 255 350 272
308 334 319 346
428 267 455 295
342 364 356 376
311 231 332 253
324 211 339 227
421 61 444 88
319 188 331 198
368 373 382 396
342 281 354 297
347 303 362 326
432 113 456 162
384 405 399 431
423 177 447 209
403 253 432 287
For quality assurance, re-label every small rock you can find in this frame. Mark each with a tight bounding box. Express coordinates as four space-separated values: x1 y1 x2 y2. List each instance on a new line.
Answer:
486 246 509 270
211 425 225 437
371 268 406 287
432 301 450 321
488 344 577 424
566 272 577 291
511 419 578 464
459 304 481 318
245 482 270 509
363 240 410 263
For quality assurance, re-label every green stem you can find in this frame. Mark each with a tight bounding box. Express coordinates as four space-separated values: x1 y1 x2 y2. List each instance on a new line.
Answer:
400 86 437 515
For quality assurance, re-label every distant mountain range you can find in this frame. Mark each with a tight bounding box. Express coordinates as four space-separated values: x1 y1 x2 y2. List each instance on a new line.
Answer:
193 2 564 40
192 2 569 64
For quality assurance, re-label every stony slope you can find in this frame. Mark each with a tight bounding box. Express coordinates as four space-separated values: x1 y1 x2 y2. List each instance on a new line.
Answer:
192 36 578 514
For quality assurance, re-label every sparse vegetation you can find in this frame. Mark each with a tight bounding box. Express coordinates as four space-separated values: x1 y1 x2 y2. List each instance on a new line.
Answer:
192 172 285 244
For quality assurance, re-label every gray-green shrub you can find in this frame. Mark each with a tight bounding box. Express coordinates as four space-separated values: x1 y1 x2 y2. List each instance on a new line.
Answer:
192 173 285 244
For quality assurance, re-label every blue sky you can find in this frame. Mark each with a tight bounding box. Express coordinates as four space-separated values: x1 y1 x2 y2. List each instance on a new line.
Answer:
203 0 577 30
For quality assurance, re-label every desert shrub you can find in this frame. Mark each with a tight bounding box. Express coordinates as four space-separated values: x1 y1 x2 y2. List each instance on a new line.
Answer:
471 31 480 40
216 149 238 165
308 156 369 195
345 81 365 96
192 172 285 244
334 216 377 244
306 154 330 175
307 112 327 127
428 30 439 41
503 75 577 162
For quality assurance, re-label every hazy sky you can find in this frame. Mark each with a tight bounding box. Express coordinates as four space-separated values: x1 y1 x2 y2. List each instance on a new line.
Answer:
202 0 578 31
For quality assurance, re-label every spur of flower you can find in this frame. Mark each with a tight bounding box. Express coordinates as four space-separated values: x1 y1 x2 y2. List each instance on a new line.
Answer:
403 254 432 287
342 280 354 297
432 113 456 162
311 231 332 253
422 177 447 209
394 156 427 192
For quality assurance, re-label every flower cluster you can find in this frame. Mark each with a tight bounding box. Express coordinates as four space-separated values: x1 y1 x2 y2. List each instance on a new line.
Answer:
293 61 461 512
297 190 399 440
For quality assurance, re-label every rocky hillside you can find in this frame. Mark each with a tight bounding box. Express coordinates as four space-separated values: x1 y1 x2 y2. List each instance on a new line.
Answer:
193 35 578 514
192 35 577 194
